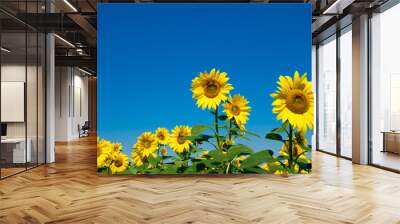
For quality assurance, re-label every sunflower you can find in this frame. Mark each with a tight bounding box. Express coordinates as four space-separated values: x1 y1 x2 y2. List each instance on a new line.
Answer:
131 150 144 167
97 139 112 156
223 138 235 147
161 147 168 156
261 161 285 174
169 125 192 153
233 155 248 167
109 153 129 174
97 153 112 168
111 143 123 153
191 68 233 110
223 94 251 129
155 128 169 145
282 160 309 174
271 71 314 132
135 132 158 158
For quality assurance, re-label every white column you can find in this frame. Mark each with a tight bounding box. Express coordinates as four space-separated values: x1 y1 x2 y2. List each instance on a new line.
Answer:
352 14 369 164
46 32 55 163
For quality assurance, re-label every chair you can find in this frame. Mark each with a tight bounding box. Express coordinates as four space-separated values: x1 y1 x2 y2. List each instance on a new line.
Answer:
78 121 90 138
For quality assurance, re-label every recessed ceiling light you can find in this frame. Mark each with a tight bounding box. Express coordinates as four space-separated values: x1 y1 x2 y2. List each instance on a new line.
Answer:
322 0 349 15
78 67 93 76
63 0 78 12
54 34 75 48
1 47 11 53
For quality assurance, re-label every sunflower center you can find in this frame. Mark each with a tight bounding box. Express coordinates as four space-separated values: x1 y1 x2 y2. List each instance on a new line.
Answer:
115 160 123 167
204 81 220 98
286 90 309 114
158 134 165 140
177 135 186 144
230 105 241 115
143 140 151 148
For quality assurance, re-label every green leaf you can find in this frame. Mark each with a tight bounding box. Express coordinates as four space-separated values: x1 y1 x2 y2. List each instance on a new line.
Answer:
228 128 259 138
268 163 285 174
271 121 289 133
237 135 251 141
146 168 161 174
174 160 184 167
244 167 267 174
226 144 254 161
241 150 273 169
148 157 162 166
194 134 214 143
117 166 137 174
265 133 284 141
266 149 275 156
209 150 227 162
98 168 110 175
161 164 178 174
184 165 197 174
200 159 222 168
196 162 207 172
191 125 211 136
242 130 260 138
296 160 312 171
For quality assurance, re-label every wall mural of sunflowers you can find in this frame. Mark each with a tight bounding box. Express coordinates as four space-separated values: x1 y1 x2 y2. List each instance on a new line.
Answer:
97 69 314 175
97 3 312 175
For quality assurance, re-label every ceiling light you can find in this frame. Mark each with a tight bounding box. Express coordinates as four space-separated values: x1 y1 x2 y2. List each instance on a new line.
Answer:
54 34 75 48
1 47 11 53
78 67 93 76
63 0 78 12
322 0 353 15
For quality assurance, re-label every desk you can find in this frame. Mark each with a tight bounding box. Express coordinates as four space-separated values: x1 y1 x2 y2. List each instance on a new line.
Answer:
1 138 31 163
382 132 400 154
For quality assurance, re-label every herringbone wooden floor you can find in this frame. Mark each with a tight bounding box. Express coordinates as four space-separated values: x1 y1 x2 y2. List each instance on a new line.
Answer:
1 136 400 224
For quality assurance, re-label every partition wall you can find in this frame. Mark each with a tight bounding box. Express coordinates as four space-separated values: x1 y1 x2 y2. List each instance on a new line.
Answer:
0 1 47 179
316 25 352 159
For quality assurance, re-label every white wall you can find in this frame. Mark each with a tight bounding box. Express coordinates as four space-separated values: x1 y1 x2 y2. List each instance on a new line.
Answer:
55 67 89 141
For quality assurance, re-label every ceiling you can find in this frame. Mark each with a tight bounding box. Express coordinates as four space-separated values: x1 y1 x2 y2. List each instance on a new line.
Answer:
0 0 392 75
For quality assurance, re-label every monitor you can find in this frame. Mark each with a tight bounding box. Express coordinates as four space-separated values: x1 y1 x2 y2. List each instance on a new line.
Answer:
1 123 7 137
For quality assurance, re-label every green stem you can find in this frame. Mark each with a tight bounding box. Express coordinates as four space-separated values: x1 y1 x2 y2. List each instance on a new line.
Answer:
160 145 164 166
228 120 233 141
225 162 231 174
288 124 294 171
214 107 221 149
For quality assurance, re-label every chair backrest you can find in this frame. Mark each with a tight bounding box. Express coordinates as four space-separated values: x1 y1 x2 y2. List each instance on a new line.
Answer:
82 121 90 129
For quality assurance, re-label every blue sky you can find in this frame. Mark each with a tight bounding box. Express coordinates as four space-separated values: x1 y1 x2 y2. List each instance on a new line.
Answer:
98 3 311 156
